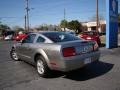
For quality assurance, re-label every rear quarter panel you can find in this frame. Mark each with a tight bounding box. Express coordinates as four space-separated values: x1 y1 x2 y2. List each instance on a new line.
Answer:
31 43 65 70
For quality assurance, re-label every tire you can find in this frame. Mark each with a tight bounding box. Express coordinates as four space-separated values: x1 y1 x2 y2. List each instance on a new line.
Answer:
36 56 51 77
10 49 19 61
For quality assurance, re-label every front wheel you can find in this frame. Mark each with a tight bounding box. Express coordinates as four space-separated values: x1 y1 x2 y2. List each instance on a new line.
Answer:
10 49 19 61
36 56 51 77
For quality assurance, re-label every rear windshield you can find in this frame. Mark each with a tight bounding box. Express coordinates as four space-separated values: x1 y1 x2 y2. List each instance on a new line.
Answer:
42 32 81 43
83 32 98 35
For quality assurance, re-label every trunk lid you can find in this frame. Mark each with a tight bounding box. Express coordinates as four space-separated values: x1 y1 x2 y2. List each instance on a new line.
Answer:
60 40 94 56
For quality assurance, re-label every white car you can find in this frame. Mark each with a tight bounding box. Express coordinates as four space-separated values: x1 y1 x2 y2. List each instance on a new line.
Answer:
4 35 13 40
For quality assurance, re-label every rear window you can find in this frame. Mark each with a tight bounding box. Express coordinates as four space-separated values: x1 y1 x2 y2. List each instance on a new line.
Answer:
83 32 98 35
42 32 81 43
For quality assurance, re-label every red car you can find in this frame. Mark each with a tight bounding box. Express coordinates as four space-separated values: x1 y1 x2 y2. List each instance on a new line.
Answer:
79 31 101 45
12 33 27 41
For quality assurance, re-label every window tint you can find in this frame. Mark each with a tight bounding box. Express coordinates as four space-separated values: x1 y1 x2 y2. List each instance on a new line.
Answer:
22 34 36 43
43 32 81 43
36 36 45 43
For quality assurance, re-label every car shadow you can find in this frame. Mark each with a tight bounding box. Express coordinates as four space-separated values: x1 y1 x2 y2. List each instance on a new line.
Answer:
19 60 114 81
47 61 114 81
63 61 114 81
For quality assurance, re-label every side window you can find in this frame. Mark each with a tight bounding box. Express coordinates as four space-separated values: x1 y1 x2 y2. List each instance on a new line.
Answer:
36 36 45 43
30 34 36 43
22 34 36 43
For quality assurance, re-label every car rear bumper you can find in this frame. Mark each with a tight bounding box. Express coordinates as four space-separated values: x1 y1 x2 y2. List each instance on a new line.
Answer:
54 50 100 72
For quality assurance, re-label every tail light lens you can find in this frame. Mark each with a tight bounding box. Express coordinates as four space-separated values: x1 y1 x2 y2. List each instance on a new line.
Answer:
93 41 99 51
62 47 76 57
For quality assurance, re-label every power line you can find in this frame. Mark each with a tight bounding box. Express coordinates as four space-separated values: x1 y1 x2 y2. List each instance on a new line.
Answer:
28 11 106 19
31 8 105 15
32 1 67 9
0 17 23 19
4 20 24 24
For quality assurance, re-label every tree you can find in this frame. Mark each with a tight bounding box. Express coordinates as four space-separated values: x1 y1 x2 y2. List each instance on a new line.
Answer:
67 20 82 34
34 25 48 31
34 24 61 31
60 20 68 31
12 26 24 33
0 23 10 36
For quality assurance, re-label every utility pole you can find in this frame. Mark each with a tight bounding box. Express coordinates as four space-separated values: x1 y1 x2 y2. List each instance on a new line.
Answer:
24 15 27 31
96 0 99 32
25 0 29 32
64 8 66 31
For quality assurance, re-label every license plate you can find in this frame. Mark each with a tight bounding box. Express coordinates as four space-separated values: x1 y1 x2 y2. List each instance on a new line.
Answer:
84 58 91 64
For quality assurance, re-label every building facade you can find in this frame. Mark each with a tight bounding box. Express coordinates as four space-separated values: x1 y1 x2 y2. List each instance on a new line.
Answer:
82 20 106 33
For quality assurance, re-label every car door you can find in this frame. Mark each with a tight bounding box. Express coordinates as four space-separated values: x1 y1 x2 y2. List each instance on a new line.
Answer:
27 35 46 63
17 34 36 62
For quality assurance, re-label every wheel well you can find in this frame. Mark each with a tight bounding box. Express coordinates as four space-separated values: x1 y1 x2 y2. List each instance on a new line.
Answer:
34 53 42 63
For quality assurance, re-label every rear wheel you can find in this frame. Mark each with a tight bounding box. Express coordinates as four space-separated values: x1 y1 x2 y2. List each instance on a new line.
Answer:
10 49 19 61
36 56 51 77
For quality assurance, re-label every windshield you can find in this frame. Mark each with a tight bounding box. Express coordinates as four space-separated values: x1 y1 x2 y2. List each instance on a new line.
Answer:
42 32 81 43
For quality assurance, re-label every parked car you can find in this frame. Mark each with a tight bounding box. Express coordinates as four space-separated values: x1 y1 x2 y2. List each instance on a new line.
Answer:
3 31 15 40
12 33 27 41
79 31 101 45
10 31 100 77
4 35 13 40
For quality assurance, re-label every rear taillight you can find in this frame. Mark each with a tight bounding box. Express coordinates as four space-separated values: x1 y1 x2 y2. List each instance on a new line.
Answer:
62 47 76 57
93 41 99 51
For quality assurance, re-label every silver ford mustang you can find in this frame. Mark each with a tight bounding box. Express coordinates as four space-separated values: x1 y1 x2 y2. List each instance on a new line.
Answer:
10 31 100 77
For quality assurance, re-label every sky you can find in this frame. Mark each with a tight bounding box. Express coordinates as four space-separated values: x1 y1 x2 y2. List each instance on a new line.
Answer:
0 0 120 28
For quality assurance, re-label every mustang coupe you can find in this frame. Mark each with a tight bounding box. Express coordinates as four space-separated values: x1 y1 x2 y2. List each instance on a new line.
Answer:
79 31 101 45
10 31 100 77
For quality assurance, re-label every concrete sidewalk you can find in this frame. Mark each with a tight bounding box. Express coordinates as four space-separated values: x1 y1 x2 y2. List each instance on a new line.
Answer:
100 46 120 57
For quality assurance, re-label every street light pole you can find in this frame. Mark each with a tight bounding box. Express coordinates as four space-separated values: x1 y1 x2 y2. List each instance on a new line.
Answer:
96 0 99 32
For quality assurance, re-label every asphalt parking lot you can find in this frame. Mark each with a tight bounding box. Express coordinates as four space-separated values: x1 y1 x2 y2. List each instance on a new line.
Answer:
0 41 120 90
